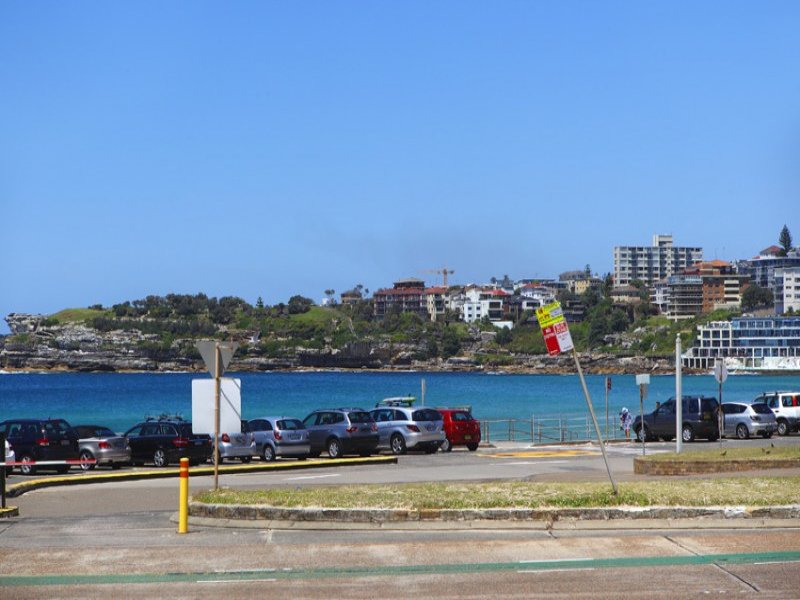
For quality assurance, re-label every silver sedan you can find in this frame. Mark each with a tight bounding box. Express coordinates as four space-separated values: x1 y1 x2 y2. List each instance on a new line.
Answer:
74 425 132 470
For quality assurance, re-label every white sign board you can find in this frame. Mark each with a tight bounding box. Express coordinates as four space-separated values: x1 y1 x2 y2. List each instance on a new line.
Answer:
635 374 651 386
191 378 242 435
713 361 728 384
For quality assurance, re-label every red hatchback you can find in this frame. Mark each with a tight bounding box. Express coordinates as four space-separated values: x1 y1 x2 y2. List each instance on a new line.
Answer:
436 408 481 452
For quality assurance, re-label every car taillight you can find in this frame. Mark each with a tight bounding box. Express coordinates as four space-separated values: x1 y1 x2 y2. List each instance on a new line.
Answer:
406 424 420 432
221 433 230 443
274 430 282 441
98 441 110 449
172 437 189 448
346 426 358 433
35 437 49 447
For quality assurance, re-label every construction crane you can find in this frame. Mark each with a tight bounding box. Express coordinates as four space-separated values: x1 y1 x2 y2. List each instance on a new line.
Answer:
425 267 455 287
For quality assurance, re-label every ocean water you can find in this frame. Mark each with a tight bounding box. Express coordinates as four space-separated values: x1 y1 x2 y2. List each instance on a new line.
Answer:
1 371 798 433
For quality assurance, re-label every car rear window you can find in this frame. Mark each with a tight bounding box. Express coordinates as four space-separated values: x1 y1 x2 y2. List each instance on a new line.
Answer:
76 426 115 437
45 420 72 435
347 411 373 424
751 403 773 415
278 419 304 430
452 411 474 422
177 424 194 437
412 409 443 422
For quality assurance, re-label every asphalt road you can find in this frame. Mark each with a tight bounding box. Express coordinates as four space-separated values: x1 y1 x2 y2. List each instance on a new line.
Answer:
2 438 800 598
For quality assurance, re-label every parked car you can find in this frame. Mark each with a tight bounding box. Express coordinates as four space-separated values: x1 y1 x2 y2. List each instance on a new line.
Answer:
124 416 212 467
4 438 14 476
74 424 132 470
246 417 311 461
302 408 379 459
753 391 800 436
369 400 444 455
721 402 776 440
633 396 720 443
0 418 80 475
436 408 481 452
214 425 255 464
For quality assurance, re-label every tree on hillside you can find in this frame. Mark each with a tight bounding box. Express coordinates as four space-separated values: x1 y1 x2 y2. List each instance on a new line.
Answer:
779 225 793 256
287 295 314 314
741 285 773 311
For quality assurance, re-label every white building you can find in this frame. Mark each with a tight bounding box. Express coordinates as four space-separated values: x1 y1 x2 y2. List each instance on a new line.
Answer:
775 267 800 314
614 234 703 287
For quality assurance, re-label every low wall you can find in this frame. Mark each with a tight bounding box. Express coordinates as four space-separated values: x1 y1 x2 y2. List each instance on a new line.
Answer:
634 456 800 475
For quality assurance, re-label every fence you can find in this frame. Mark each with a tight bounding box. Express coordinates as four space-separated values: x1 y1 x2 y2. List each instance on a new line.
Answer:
481 415 626 445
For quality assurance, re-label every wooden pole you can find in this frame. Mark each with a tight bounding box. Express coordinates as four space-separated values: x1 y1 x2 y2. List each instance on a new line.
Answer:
213 343 221 491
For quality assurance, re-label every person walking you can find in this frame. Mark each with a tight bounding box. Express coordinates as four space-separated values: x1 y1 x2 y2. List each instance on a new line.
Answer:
620 407 633 441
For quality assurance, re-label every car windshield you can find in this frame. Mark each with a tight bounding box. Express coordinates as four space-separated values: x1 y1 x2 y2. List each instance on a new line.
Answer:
278 419 304 430
751 403 772 415
76 426 116 437
45 420 72 435
412 409 443 422
347 411 373 424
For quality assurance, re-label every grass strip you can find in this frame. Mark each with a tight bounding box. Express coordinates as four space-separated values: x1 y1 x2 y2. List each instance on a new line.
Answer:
195 477 800 510
642 446 800 462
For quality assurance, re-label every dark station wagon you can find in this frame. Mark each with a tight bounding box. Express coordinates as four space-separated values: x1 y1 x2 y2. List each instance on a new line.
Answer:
124 416 212 467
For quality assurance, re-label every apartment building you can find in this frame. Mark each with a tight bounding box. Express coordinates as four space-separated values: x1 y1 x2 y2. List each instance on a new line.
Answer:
614 234 703 286
373 278 428 318
685 260 750 313
775 267 800 314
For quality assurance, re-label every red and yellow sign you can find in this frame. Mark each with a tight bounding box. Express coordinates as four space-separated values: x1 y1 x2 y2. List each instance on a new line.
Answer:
536 301 574 356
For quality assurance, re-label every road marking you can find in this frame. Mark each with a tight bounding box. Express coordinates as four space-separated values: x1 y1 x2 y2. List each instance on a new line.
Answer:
283 474 341 481
4 552 800 587
484 450 598 459
484 460 570 466
519 558 592 564
518 568 596 574
198 578 277 584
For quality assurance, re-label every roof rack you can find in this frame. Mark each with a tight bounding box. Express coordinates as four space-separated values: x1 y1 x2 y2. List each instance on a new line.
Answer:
376 396 416 407
145 414 185 422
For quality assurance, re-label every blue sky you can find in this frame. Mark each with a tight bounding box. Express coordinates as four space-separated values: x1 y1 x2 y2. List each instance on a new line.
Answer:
2 2 798 333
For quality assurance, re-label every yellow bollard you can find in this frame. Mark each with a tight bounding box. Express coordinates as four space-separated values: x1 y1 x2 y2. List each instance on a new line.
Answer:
178 457 189 534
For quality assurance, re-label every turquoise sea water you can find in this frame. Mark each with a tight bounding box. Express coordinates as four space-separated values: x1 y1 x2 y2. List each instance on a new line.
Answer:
1 371 798 433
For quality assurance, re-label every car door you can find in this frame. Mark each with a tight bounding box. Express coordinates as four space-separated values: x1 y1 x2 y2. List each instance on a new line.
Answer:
652 401 675 437
370 409 393 446
303 413 327 452
248 420 267 453
722 404 739 436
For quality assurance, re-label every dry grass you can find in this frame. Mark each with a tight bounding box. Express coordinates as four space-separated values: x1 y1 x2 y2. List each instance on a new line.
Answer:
644 446 800 462
195 477 800 509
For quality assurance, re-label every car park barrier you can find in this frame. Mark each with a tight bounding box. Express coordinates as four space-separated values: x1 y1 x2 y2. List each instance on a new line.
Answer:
3 458 97 468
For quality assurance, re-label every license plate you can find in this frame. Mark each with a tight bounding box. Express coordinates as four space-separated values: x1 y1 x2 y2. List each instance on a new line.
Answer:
464 435 472 440
195 440 204 445
290 434 300 440
61 439 71 446
426 425 434 431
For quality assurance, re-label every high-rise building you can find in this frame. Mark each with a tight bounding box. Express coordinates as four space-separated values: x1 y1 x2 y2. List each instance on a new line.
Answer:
613 234 703 287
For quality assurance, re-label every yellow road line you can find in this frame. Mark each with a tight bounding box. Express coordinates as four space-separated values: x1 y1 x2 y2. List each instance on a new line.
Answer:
482 450 598 458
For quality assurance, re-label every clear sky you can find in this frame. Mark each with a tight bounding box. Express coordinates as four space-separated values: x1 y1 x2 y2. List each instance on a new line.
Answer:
2 2 799 333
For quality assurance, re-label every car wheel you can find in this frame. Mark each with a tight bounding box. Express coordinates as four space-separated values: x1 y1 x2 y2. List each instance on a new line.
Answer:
440 438 452 452
79 450 96 471
681 424 695 443
390 433 407 455
240 456 252 464
466 443 479 451
736 424 749 440
635 425 648 443
263 445 276 462
19 455 36 476
153 449 168 467
327 438 342 459
777 420 789 436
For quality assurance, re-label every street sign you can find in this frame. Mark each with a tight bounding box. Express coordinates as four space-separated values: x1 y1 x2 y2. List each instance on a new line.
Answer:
535 302 574 356
196 341 238 378
192 378 242 435
713 361 728 384
635 374 651 386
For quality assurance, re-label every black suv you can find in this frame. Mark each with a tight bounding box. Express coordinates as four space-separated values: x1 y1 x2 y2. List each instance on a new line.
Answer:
124 416 212 467
302 408 379 458
633 396 720 443
0 418 80 475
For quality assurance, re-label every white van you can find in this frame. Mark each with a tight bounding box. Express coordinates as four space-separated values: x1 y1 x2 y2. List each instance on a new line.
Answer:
753 392 800 436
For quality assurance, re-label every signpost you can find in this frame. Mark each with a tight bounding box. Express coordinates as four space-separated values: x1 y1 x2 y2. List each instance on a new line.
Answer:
196 340 239 490
605 377 612 444
714 359 728 448
675 335 683 454
536 302 617 495
635 374 650 456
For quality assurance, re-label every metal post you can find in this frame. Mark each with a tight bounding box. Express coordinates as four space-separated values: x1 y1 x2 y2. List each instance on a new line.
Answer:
639 384 646 457
530 416 534 444
605 379 610 444
485 421 490 444
718 379 724 449
509 420 513 442
178 457 189 533
572 349 618 494
676 335 683 454
559 416 564 442
213 344 221 491
421 378 426 407
0 432 6 509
